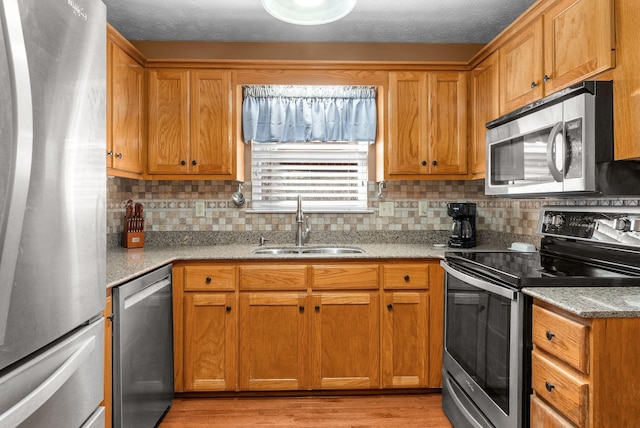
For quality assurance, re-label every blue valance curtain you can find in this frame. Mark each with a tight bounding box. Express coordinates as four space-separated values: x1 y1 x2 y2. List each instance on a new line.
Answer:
242 85 377 143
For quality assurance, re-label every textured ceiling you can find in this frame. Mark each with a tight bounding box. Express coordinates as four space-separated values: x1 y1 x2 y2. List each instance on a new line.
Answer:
103 0 538 44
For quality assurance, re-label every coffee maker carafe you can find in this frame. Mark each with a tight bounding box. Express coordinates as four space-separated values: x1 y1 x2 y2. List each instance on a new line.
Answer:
447 202 476 248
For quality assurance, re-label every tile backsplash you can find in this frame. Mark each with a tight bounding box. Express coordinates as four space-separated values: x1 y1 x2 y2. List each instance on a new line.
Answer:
107 176 639 246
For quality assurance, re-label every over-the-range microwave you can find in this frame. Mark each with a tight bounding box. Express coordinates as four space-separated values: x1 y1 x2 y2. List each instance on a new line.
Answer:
485 80 640 197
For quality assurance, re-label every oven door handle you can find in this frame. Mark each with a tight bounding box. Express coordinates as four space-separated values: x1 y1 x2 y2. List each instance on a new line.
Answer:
441 261 518 301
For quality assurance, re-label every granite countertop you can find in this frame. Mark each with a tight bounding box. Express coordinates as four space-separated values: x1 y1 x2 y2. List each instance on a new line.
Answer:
106 242 503 288
108 243 640 319
523 287 640 318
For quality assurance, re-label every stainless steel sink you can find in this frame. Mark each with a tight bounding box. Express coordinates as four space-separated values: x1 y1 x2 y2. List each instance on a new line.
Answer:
300 247 365 254
251 248 302 255
252 246 365 255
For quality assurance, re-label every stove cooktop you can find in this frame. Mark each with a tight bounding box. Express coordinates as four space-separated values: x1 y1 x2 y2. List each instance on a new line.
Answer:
445 206 640 289
445 250 640 288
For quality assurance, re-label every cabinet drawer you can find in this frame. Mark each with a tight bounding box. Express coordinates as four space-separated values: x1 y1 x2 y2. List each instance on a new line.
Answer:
531 350 588 428
184 265 236 291
530 394 575 428
532 305 590 373
239 265 307 290
311 264 378 289
382 264 429 289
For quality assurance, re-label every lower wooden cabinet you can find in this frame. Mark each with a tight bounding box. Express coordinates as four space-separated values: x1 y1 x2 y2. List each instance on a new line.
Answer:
173 259 444 393
239 293 308 390
182 293 237 391
310 292 380 389
381 291 429 388
530 300 640 427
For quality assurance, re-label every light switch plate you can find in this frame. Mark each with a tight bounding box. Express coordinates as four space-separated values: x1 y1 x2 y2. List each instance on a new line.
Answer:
379 202 394 217
419 200 429 217
195 201 205 217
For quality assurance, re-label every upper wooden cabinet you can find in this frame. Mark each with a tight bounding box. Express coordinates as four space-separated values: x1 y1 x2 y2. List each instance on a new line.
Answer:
147 68 238 179
612 0 640 160
469 52 500 178
499 18 544 113
387 71 467 179
107 27 145 178
542 0 615 94
500 0 615 113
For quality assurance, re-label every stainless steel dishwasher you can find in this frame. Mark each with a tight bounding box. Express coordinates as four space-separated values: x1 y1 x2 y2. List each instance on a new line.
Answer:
113 265 173 427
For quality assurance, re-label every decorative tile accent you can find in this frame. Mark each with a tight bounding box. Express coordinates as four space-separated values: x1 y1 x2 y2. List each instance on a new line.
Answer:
107 177 640 240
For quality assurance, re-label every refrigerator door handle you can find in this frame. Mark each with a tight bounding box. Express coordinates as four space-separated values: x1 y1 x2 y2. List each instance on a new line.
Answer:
0 0 34 345
0 335 96 428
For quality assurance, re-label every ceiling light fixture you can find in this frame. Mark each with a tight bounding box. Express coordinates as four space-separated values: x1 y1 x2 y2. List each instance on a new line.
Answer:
261 0 357 26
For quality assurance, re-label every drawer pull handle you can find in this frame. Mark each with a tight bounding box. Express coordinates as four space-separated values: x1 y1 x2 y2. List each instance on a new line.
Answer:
315 305 320 312
404 275 410 282
225 306 232 313
299 305 305 313
205 276 212 284
545 381 555 392
387 303 393 311
545 330 555 341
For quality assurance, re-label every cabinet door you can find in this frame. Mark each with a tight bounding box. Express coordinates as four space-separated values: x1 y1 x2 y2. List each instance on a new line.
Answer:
148 69 190 174
183 293 236 391
310 292 379 389
427 71 467 174
543 0 615 94
500 18 544 113
239 293 308 390
381 291 429 388
190 70 233 176
470 53 500 177
388 72 428 176
108 42 145 175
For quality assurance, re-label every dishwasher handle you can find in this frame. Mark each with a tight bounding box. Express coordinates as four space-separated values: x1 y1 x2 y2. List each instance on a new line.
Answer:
123 277 171 310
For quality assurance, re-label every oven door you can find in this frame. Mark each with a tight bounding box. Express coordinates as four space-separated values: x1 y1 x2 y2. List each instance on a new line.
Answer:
440 261 527 428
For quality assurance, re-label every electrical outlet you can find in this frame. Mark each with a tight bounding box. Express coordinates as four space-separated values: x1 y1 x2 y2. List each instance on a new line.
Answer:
195 201 205 217
419 200 429 216
379 202 394 217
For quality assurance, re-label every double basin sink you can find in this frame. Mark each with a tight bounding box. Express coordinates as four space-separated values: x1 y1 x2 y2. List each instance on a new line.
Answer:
252 246 365 255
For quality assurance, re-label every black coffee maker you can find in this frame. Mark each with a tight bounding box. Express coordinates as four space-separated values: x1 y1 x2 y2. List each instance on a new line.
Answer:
447 202 477 248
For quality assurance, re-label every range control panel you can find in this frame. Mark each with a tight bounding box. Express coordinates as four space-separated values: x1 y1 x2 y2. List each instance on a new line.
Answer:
538 206 640 247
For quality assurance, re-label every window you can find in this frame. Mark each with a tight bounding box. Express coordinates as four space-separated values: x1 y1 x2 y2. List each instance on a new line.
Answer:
251 141 369 212
243 85 377 213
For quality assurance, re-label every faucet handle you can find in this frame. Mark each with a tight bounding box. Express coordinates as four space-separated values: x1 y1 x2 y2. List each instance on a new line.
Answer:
259 236 269 246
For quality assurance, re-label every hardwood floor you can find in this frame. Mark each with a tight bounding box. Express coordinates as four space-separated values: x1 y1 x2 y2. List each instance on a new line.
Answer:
159 393 453 427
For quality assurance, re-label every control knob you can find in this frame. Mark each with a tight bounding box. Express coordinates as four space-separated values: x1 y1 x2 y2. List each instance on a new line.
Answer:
552 214 564 227
613 218 631 232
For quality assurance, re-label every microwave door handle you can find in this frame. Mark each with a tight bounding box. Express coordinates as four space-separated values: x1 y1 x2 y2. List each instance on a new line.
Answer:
546 121 565 182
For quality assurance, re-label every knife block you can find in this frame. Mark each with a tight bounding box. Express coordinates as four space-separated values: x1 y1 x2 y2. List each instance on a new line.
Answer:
123 230 145 248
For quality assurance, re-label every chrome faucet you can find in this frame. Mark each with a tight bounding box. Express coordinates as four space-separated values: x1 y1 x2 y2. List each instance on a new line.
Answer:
295 194 310 246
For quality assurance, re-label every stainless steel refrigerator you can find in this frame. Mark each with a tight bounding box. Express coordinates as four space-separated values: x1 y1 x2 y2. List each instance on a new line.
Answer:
0 0 106 427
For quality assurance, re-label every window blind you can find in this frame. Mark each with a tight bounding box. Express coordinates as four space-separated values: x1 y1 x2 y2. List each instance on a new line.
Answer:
251 141 369 212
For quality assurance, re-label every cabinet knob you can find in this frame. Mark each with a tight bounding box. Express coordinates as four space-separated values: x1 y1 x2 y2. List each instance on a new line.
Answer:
545 381 555 392
107 150 114 157
404 275 410 282
225 306 232 312
192 160 197 166
299 305 305 313
180 160 186 166
432 160 438 166
421 160 427 166
545 330 555 341
531 81 538 89
116 153 123 159
315 305 320 312
205 276 212 284
543 74 550 82
387 303 393 311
